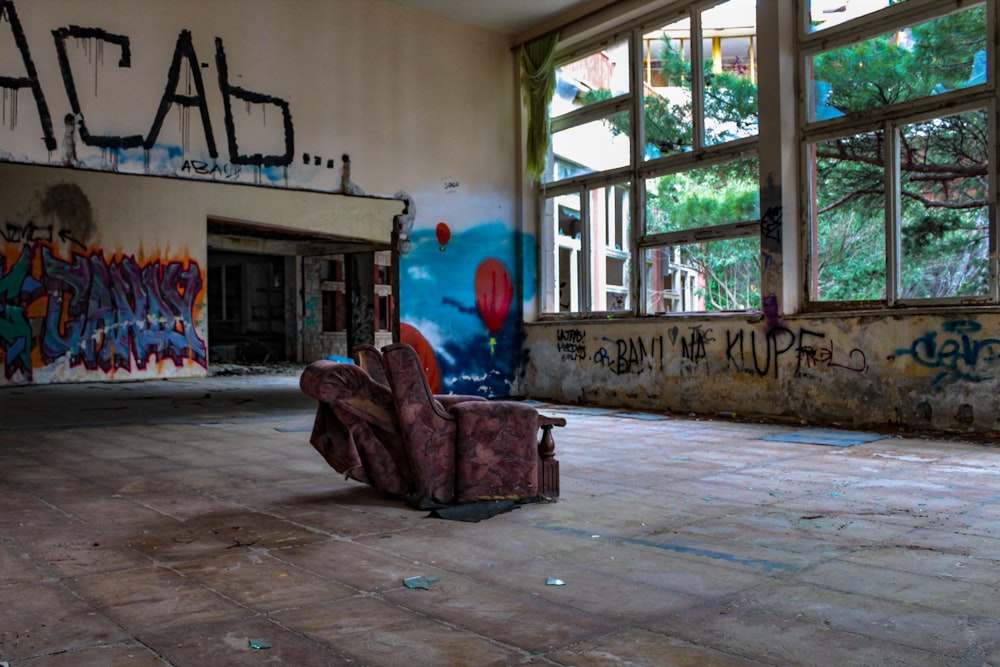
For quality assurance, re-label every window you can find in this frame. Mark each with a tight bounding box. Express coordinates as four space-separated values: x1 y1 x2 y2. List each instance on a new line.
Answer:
319 255 393 333
540 0 760 316
802 1 993 306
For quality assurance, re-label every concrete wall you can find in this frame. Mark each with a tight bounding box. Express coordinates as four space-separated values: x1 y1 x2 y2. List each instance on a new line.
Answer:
0 0 527 391
524 314 1000 434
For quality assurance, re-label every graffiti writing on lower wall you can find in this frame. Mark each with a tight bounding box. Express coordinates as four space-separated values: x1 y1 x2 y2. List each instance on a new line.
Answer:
593 335 664 375
559 325 869 379
668 324 714 363
1 242 206 381
727 326 868 378
895 320 1000 385
557 328 586 361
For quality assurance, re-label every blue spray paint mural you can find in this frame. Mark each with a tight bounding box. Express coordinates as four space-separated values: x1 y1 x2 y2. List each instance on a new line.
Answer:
400 222 535 397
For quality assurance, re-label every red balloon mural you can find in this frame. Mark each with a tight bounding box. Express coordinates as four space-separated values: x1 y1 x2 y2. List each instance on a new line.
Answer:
400 322 443 393
435 222 451 251
475 259 513 350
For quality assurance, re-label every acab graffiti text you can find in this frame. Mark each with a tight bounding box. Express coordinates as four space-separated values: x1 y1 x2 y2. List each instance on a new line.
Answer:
1 1 293 168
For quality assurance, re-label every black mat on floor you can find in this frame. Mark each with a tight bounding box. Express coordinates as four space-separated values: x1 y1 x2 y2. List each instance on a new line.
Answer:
428 499 520 522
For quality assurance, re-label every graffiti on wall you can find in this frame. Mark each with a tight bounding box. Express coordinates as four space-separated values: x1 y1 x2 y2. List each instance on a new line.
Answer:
400 222 531 397
727 326 868 378
556 328 586 361
552 323 870 381
669 324 714 364
0 0 304 184
1 239 206 382
593 335 664 375
894 320 1000 385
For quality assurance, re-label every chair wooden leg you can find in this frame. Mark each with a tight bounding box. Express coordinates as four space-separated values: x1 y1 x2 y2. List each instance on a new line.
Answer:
538 417 564 499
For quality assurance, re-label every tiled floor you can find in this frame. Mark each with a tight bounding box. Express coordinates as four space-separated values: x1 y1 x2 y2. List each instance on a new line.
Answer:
1 372 999 666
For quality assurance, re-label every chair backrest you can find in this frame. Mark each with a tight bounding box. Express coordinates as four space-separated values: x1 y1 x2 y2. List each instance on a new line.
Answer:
353 344 389 386
381 343 457 503
300 360 397 433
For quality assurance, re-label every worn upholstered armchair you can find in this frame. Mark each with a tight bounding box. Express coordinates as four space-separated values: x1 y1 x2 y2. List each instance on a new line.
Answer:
301 344 563 507
381 343 563 505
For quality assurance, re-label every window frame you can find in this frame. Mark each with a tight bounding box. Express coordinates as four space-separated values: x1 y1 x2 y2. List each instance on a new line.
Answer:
798 0 998 311
538 0 762 319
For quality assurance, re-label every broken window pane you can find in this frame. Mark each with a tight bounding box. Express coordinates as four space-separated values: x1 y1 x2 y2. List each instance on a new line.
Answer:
546 112 631 183
808 0 908 32
588 181 632 312
701 0 758 146
642 15 693 157
552 39 630 118
542 192 582 313
645 158 759 234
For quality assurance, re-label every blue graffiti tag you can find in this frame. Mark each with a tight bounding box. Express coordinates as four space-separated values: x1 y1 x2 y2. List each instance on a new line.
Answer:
895 320 1000 384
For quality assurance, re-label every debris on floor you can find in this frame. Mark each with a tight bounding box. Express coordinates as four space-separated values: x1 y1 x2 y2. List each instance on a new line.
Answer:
248 638 272 650
403 575 440 590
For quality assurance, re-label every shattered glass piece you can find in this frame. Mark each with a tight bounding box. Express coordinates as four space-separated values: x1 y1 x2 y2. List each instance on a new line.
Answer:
546 577 566 586
403 575 440 589
249 638 272 650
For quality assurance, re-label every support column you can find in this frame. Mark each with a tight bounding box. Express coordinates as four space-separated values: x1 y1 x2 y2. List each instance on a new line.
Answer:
345 251 376 355
756 0 800 319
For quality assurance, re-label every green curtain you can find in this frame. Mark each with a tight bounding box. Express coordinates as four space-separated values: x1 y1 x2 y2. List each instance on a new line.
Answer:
520 32 560 182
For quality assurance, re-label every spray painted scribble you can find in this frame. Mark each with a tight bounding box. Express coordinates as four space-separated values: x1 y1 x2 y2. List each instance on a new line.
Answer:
727 326 869 378
556 328 586 361
0 242 206 382
593 335 664 375
895 320 1000 385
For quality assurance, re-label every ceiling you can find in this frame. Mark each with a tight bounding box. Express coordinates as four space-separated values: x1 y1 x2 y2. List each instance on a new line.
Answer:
387 0 596 36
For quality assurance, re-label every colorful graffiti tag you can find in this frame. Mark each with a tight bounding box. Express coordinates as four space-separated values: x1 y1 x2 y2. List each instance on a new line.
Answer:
0 241 206 382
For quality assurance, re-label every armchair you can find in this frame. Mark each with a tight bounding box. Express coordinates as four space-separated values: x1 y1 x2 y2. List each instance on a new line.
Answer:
381 343 563 505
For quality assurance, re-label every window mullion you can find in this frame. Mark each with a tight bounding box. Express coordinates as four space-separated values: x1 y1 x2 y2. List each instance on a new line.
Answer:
629 26 645 315
990 98 999 302
579 186 591 312
540 192 557 313
886 121 900 306
691 9 705 151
